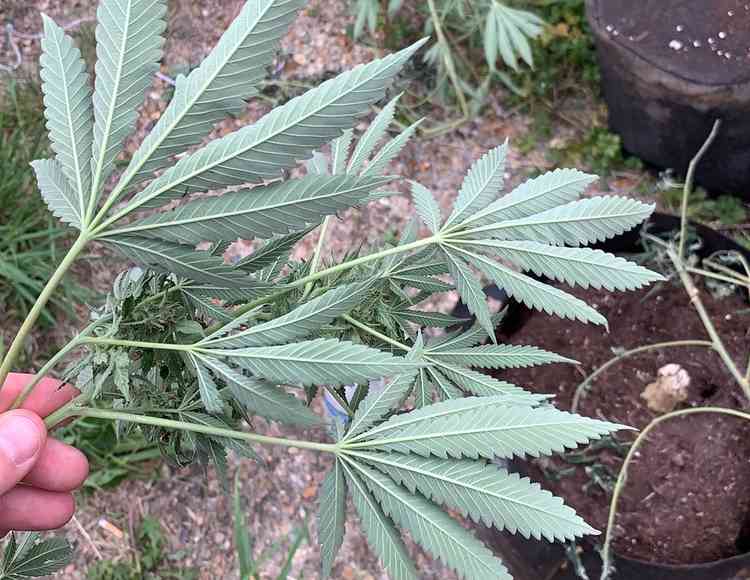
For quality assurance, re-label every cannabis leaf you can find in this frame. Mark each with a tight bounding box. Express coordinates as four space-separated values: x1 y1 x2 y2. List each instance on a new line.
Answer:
332 396 626 579
208 339 419 387
39 14 94 220
31 159 83 228
484 2 544 72
201 282 374 348
355 398 626 459
444 141 507 229
116 39 427 214
91 0 167 200
105 175 392 243
21 3 665 579
118 0 308 189
318 459 348 578
0 533 72 579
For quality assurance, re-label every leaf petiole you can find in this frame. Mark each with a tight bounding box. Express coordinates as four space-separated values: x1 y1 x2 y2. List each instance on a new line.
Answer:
49 406 339 454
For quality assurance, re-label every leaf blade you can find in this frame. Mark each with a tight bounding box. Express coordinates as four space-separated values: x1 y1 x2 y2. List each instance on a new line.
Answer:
341 459 417 580
213 338 420 387
204 281 374 348
319 460 348 578
39 14 94 218
445 141 507 228
109 175 390 244
31 159 83 228
359 398 627 460
357 451 596 541
91 0 167 199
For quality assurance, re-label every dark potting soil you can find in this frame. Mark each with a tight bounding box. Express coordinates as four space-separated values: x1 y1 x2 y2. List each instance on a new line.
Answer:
591 0 750 86
494 280 750 565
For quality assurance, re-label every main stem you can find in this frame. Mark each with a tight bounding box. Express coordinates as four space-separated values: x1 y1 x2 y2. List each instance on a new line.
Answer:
0 234 89 389
53 407 338 454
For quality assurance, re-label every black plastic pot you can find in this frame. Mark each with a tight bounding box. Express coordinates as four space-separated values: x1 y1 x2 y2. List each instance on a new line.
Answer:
585 0 750 199
454 213 750 579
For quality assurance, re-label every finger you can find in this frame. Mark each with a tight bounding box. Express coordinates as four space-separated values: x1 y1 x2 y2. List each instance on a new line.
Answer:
0 411 47 495
0 487 75 531
23 438 89 492
0 374 78 417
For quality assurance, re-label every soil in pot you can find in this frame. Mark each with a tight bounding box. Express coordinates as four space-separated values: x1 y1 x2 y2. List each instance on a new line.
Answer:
494 279 750 565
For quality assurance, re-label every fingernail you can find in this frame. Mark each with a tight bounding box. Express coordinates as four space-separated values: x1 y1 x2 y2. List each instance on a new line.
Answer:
0 416 42 466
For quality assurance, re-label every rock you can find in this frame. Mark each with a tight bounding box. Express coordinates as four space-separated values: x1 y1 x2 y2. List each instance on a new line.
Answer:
640 363 691 413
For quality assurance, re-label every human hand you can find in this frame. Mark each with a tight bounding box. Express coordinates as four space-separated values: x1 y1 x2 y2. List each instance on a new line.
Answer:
0 373 89 535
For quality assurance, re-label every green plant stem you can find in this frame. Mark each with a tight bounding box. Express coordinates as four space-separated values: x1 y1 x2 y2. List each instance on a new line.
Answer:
302 216 332 300
45 391 92 429
205 235 440 335
678 119 721 261
0 233 90 389
10 315 109 409
703 257 750 284
134 283 185 310
81 336 196 352
51 407 338 453
686 266 750 289
570 340 714 413
669 248 750 400
426 0 470 119
342 314 409 351
599 406 750 580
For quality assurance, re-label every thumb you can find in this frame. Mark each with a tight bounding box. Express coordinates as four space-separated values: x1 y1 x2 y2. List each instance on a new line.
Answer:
0 410 47 495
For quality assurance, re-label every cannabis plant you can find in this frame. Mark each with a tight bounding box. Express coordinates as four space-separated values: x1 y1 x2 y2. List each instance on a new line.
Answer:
0 0 662 577
352 0 544 112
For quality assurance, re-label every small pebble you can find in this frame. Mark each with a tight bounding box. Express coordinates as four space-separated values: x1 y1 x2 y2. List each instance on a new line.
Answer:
676 25 684 32
719 31 727 39
693 40 701 47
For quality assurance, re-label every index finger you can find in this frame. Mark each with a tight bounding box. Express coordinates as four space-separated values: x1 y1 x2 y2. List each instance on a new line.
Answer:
0 374 79 418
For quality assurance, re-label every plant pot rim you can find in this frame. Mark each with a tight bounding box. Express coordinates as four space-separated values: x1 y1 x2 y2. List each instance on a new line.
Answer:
585 0 750 90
